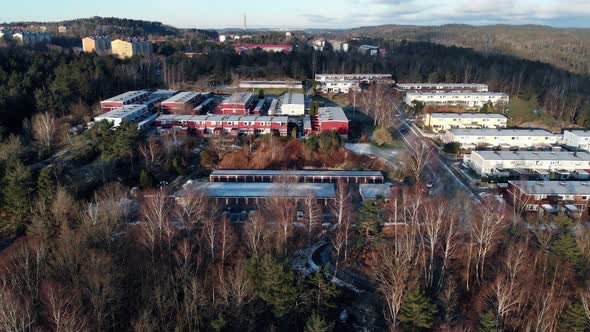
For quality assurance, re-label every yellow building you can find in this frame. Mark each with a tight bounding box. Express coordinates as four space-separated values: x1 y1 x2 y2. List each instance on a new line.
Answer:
82 36 112 54
423 112 507 132
111 38 153 59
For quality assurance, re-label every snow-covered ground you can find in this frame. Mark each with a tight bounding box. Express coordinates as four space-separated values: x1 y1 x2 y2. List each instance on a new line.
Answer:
345 143 401 165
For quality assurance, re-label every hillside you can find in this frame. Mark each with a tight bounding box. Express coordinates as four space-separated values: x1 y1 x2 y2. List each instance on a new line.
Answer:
335 24 590 76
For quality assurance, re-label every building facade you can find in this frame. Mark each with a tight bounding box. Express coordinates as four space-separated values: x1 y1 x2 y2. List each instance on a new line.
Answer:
304 107 349 138
210 170 384 184
111 38 153 58
100 90 151 112
161 92 206 114
505 180 590 216
278 93 305 116
155 114 289 137
464 151 590 176
234 44 293 53
315 74 392 82
239 81 302 90
11 31 51 44
424 113 507 131
405 92 509 109
82 36 112 54
444 128 557 149
216 93 257 115
562 130 590 151
93 104 150 128
396 83 489 92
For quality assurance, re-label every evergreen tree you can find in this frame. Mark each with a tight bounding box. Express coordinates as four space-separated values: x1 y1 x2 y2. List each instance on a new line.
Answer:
140 169 154 189
479 310 499 332
36 166 55 206
550 232 582 265
304 312 334 332
357 200 384 238
559 302 587 332
398 289 437 331
2 158 33 223
306 269 340 311
249 254 297 318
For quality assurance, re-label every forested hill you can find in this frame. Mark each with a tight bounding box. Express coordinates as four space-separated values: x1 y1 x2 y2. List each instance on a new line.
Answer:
5 16 180 37
338 24 590 76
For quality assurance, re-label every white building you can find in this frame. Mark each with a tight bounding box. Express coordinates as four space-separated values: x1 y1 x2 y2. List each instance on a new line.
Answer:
315 73 392 82
94 104 150 128
358 45 379 55
317 80 360 94
405 92 509 109
444 128 557 149
464 150 590 176
219 35 226 43
396 83 488 92
278 93 305 116
562 130 590 151
423 113 507 131
58 26 67 34
328 40 349 52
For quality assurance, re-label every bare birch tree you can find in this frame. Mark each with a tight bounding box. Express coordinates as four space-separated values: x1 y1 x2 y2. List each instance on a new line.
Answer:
302 190 322 246
32 111 56 156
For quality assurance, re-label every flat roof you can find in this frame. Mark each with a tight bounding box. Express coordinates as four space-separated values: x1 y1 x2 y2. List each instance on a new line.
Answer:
95 104 147 119
509 181 590 195
450 128 555 137
222 92 254 105
398 83 488 88
360 183 394 199
407 91 509 97
429 113 506 119
473 150 590 161
183 182 336 199
162 91 201 104
211 169 384 177
280 93 305 106
565 129 590 137
156 114 288 123
103 90 149 103
318 107 348 122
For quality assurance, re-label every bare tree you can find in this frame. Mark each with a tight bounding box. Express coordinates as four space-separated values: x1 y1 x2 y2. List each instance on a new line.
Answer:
202 213 218 263
404 139 432 183
244 210 268 258
32 112 57 156
175 191 208 236
509 185 532 225
422 198 446 289
218 216 234 268
140 190 174 261
41 282 88 332
139 137 165 172
330 181 351 226
0 285 35 332
267 181 297 256
302 190 322 246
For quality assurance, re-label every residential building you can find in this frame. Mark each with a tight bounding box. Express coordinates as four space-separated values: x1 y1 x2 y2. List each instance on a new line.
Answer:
405 91 509 109
155 114 289 137
234 43 293 54
304 107 349 138
562 130 590 151
328 40 349 52
82 36 112 54
315 74 392 82
464 151 590 176
100 90 151 112
443 128 557 149
216 92 257 115
11 31 51 44
93 104 151 128
278 93 305 116
317 80 360 94
179 182 336 206
423 113 507 131
219 35 226 42
504 180 590 216
161 91 207 114
396 83 489 92
358 45 380 55
111 38 153 58
210 170 384 184
239 81 302 90
58 26 67 34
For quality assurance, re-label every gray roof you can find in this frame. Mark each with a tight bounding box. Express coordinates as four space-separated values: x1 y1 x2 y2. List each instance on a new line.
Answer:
223 92 254 104
429 113 506 119
184 182 336 199
103 90 149 103
360 183 394 200
280 93 305 105
162 91 201 104
407 91 509 97
509 181 590 195
450 128 555 137
211 169 384 177
398 83 488 88
155 114 288 123
565 129 590 137
318 107 348 122
473 150 590 161
95 104 147 119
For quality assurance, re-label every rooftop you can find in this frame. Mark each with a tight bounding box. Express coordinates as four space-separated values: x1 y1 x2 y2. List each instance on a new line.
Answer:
181 182 336 199
398 83 488 88
211 169 384 177
156 114 288 123
473 150 590 161
95 104 148 120
565 129 590 137
162 91 201 104
360 183 394 200
222 92 255 105
429 113 506 119
509 181 590 195
103 90 149 103
280 93 305 106
450 128 555 137
318 107 349 122
407 91 509 97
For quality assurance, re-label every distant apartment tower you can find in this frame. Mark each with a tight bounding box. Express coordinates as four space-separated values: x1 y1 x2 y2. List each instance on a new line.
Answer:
111 38 153 59
11 31 51 45
82 36 112 54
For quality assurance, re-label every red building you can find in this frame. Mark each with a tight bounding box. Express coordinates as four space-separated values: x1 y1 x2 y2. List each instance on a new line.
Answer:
161 91 208 114
155 114 289 137
100 90 151 112
304 107 349 138
216 92 257 115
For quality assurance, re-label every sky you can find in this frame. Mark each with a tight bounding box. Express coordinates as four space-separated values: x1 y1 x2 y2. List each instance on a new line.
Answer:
2 0 590 29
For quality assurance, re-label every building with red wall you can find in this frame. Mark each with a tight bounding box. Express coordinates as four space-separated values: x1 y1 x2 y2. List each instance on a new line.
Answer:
304 107 349 138
216 92 257 115
161 91 208 114
100 90 150 112
155 114 289 137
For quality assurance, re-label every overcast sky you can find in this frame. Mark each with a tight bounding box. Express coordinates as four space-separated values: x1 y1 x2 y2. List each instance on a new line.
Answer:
2 0 590 29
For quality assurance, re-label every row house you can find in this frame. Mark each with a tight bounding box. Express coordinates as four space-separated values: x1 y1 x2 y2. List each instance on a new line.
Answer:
443 128 557 149
424 113 507 131
155 114 289 137
396 83 489 92
405 92 509 109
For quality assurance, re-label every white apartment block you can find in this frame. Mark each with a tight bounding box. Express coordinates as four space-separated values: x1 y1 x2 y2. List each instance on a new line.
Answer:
315 74 392 82
396 83 488 92
405 92 509 109
464 151 590 176
423 113 507 131
562 130 590 151
444 129 557 149
278 93 305 116
317 80 360 94
94 104 150 128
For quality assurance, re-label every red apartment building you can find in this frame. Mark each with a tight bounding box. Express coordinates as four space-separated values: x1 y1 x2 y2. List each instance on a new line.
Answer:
161 91 208 114
216 93 257 115
100 90 151 112
304 107 349 138
155 114 289 137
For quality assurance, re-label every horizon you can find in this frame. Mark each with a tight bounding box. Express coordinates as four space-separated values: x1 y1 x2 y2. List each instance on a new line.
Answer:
2 0 590 29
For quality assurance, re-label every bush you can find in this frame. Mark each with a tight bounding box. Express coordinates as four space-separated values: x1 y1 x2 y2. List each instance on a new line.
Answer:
372 127 393 146
443 142 461 154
